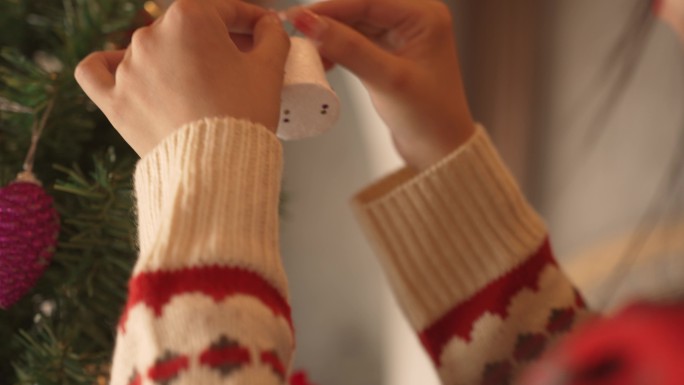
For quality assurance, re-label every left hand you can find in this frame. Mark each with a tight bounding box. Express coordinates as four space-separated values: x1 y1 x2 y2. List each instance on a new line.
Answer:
283 0 475 171
75 0 290 157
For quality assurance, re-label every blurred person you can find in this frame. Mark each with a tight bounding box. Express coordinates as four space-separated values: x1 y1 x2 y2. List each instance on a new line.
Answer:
73 0 684 385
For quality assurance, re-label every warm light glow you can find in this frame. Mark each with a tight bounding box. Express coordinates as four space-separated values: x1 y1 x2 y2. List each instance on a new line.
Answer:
144 1 162 18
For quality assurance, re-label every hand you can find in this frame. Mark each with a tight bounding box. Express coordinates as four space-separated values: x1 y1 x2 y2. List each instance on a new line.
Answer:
75 0 290 157
284 0 475 171
656 0 684 42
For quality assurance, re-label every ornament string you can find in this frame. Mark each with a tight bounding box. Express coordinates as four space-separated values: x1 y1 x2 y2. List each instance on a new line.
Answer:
17 98 56 183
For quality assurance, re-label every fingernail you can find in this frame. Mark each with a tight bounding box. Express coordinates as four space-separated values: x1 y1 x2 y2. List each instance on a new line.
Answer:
291 8 327 40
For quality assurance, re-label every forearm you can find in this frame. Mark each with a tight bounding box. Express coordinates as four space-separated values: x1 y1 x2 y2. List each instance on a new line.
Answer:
354 125 597 385
110 117 293 385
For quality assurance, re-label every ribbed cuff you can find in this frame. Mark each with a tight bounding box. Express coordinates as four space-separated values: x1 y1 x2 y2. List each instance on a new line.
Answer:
133 116 287 297
353 124 547 330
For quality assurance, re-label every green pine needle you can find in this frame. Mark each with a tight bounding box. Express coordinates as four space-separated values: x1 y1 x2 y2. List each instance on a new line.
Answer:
0 0 144 383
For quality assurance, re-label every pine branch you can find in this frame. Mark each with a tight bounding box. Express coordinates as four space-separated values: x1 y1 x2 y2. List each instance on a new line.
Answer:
12 322 106 385
0 0 145 383
8 151 137 385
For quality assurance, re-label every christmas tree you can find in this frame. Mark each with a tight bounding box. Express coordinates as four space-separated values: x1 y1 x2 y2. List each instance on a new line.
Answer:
0 0 152 383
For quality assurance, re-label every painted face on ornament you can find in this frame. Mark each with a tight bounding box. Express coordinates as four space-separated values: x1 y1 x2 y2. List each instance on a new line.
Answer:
277 84 340 140
275 36 340 141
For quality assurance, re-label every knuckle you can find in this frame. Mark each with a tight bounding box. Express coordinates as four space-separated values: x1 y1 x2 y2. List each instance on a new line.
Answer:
165 0 202 25
115 58 132 78
130 27 152 50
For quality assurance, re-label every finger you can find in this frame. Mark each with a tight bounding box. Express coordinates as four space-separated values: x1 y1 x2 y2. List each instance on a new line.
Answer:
213 0 269 34
231 33 254 52
74 50 125 101
286 8 403 89
251 13 290 67
304 0 417 29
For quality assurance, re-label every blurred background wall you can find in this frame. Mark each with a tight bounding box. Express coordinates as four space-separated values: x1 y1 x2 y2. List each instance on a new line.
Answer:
532 1 684 308
243 0 684 384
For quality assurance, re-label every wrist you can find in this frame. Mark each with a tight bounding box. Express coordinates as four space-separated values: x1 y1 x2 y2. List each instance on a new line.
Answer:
406 121 477 172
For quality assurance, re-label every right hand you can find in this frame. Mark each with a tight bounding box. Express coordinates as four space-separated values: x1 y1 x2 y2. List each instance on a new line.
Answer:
657 0 684 41
284 0 475 171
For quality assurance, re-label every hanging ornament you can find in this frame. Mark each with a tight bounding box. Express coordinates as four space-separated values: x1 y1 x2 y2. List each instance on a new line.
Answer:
277 36 340 141
0 99 60 309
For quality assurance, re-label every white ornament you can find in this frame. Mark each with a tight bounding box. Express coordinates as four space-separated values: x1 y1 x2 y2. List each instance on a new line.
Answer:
277 37 340 141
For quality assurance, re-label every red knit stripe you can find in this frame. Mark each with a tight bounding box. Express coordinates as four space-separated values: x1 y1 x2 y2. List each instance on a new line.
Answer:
260 351 286 378
200 346 251 367
119 265 292 333
147 355 189 381
419 238 557 366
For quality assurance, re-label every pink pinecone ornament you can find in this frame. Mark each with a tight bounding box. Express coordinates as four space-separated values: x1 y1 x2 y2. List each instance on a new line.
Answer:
0 172 60 309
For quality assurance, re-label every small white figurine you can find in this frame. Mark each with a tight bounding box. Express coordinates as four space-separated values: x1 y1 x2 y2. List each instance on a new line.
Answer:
277 37 340 140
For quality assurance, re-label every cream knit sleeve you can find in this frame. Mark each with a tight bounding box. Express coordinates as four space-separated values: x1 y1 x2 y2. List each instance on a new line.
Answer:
353 124 594 384
110 117 293 385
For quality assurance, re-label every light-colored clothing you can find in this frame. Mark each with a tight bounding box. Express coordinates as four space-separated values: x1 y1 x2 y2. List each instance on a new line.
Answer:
110 117 594 385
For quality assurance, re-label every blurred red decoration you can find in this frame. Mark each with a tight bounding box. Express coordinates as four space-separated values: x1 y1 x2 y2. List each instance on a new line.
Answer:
290 370 319 385
0 179 60 309
520 302 684 385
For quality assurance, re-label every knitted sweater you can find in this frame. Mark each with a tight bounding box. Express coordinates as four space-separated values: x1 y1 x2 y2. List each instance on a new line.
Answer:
110 116 595 385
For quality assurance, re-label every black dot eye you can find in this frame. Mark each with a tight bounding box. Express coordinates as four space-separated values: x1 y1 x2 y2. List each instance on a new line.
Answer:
320 110 327 115
283 118 290 123
284 109 290 115
322 104 329 110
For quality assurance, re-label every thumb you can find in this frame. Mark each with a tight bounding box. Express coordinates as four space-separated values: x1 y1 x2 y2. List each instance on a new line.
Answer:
285 7 403 89
74 50 125 103
252 13 291 68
